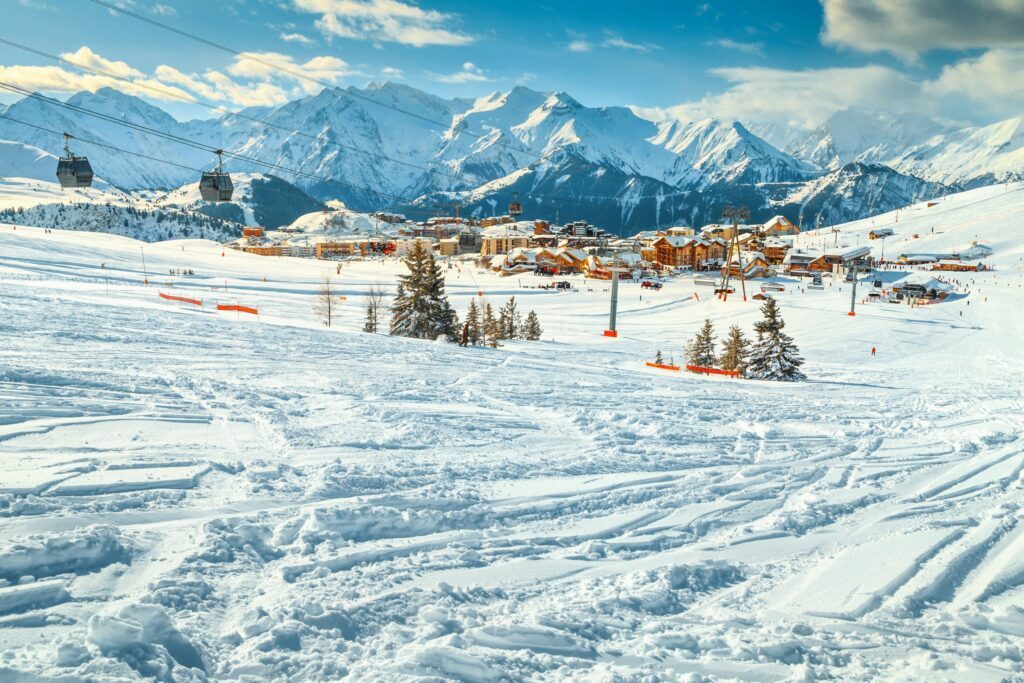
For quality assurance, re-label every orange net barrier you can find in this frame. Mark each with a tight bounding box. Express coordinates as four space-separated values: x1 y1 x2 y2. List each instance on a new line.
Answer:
159 292 203 306
645 362 681 371
216 304 259 315
686 365 740 377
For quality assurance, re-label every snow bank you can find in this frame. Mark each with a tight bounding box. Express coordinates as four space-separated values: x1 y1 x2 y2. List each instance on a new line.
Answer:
0 525 130 581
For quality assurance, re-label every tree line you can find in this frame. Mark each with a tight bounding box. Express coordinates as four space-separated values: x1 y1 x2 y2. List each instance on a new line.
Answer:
315 241 542 345
664 297 805 381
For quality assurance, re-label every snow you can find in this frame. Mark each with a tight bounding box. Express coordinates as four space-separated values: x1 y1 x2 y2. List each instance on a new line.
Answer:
0 182 1023 680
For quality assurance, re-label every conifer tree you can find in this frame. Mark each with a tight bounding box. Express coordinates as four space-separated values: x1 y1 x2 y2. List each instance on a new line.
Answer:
655 349 663 365
482 303 501 348
498 297 521 339
523 310 542 341
685 318 717 368
388 241 459 340
388 282 412 336
747 298 805 381
466 298 483 345
718 325 751 374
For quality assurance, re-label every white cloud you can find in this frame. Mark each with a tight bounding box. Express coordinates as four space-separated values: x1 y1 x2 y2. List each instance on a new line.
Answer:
821 0 1024 58
639 64 931 130
60 46 144 80
707 38 764 56
381 66 404 79
0 45 337 110
227 52 356 94
280 32 313 45
567 40 591 53
151 3 176 16
203 70 292 107
925 49 1024 117
292 0 475 47
428 61 491 84
602 34 661 53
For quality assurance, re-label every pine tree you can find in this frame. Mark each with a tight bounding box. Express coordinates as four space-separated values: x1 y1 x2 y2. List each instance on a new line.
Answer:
466 298 483 345
685 318 717 368
523 310 542 341
482 303 501 348
388 282 412 336
389 241 459 340
654 349 663 364
498 297 521 339
718 325 750 375
747 298 805 381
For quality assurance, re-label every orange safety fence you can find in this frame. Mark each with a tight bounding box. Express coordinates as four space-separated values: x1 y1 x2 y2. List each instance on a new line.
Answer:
686 365 740 377
645 362 681 371
217 304 259 315
159 292 203 307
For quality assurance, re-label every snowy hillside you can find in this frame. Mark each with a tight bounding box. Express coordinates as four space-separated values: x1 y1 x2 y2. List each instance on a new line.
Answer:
0 183 1023 680
154 173 325 229
0 177 241 242
285 206 390 237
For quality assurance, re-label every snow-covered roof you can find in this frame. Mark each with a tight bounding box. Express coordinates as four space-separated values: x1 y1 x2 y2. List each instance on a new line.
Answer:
762 237 792 248
481 223 533 238
824 245 871 260
782 248 822 264
895 272 955 291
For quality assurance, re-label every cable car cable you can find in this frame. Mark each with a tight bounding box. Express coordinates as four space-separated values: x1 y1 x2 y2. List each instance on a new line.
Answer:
0 36 474 193
84 0 545 170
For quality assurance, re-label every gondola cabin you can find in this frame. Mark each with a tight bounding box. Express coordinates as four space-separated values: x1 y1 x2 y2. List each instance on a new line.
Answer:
200 150 234 202
56 134 93 189
199 171 234 202
508 192 523 217
56 155 94 189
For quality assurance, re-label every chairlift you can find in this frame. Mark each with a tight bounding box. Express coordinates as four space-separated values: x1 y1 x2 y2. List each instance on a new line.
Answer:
55 133 94 189
508 191 522 217
199 149 234 202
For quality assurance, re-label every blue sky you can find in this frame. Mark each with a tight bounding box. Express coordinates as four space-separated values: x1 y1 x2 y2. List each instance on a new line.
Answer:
3 0 1023 128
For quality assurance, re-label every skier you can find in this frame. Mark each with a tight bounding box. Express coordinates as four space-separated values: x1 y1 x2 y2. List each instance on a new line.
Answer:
460 322 469 347
871 346 877 356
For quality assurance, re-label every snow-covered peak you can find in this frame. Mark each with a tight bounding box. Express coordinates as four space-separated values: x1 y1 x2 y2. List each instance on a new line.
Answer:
891 117 1024 186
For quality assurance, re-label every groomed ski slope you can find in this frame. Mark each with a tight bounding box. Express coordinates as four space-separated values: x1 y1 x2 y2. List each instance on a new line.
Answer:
0 183 1022 681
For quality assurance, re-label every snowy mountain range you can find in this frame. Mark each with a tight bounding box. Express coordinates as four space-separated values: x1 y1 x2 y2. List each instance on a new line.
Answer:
0 84 1019 232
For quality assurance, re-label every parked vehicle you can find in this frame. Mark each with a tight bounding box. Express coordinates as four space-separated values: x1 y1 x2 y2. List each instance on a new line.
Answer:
694 276 717 286
761 282 785 292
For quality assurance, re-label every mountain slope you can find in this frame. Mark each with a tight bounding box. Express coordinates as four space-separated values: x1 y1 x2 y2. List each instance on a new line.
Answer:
890 117 1024 187
153 173 326 229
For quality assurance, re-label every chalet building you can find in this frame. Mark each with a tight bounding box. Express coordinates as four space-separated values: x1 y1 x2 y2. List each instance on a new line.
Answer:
782 248 820 275
666 225 695 237
761 237 792 265
652 236 726 270
724 251 770 278
761 215 799 236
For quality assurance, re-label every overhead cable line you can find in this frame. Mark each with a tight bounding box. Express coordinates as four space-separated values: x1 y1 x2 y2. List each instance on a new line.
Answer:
0 81 413 205
0 36 468 189
84 0 546 169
